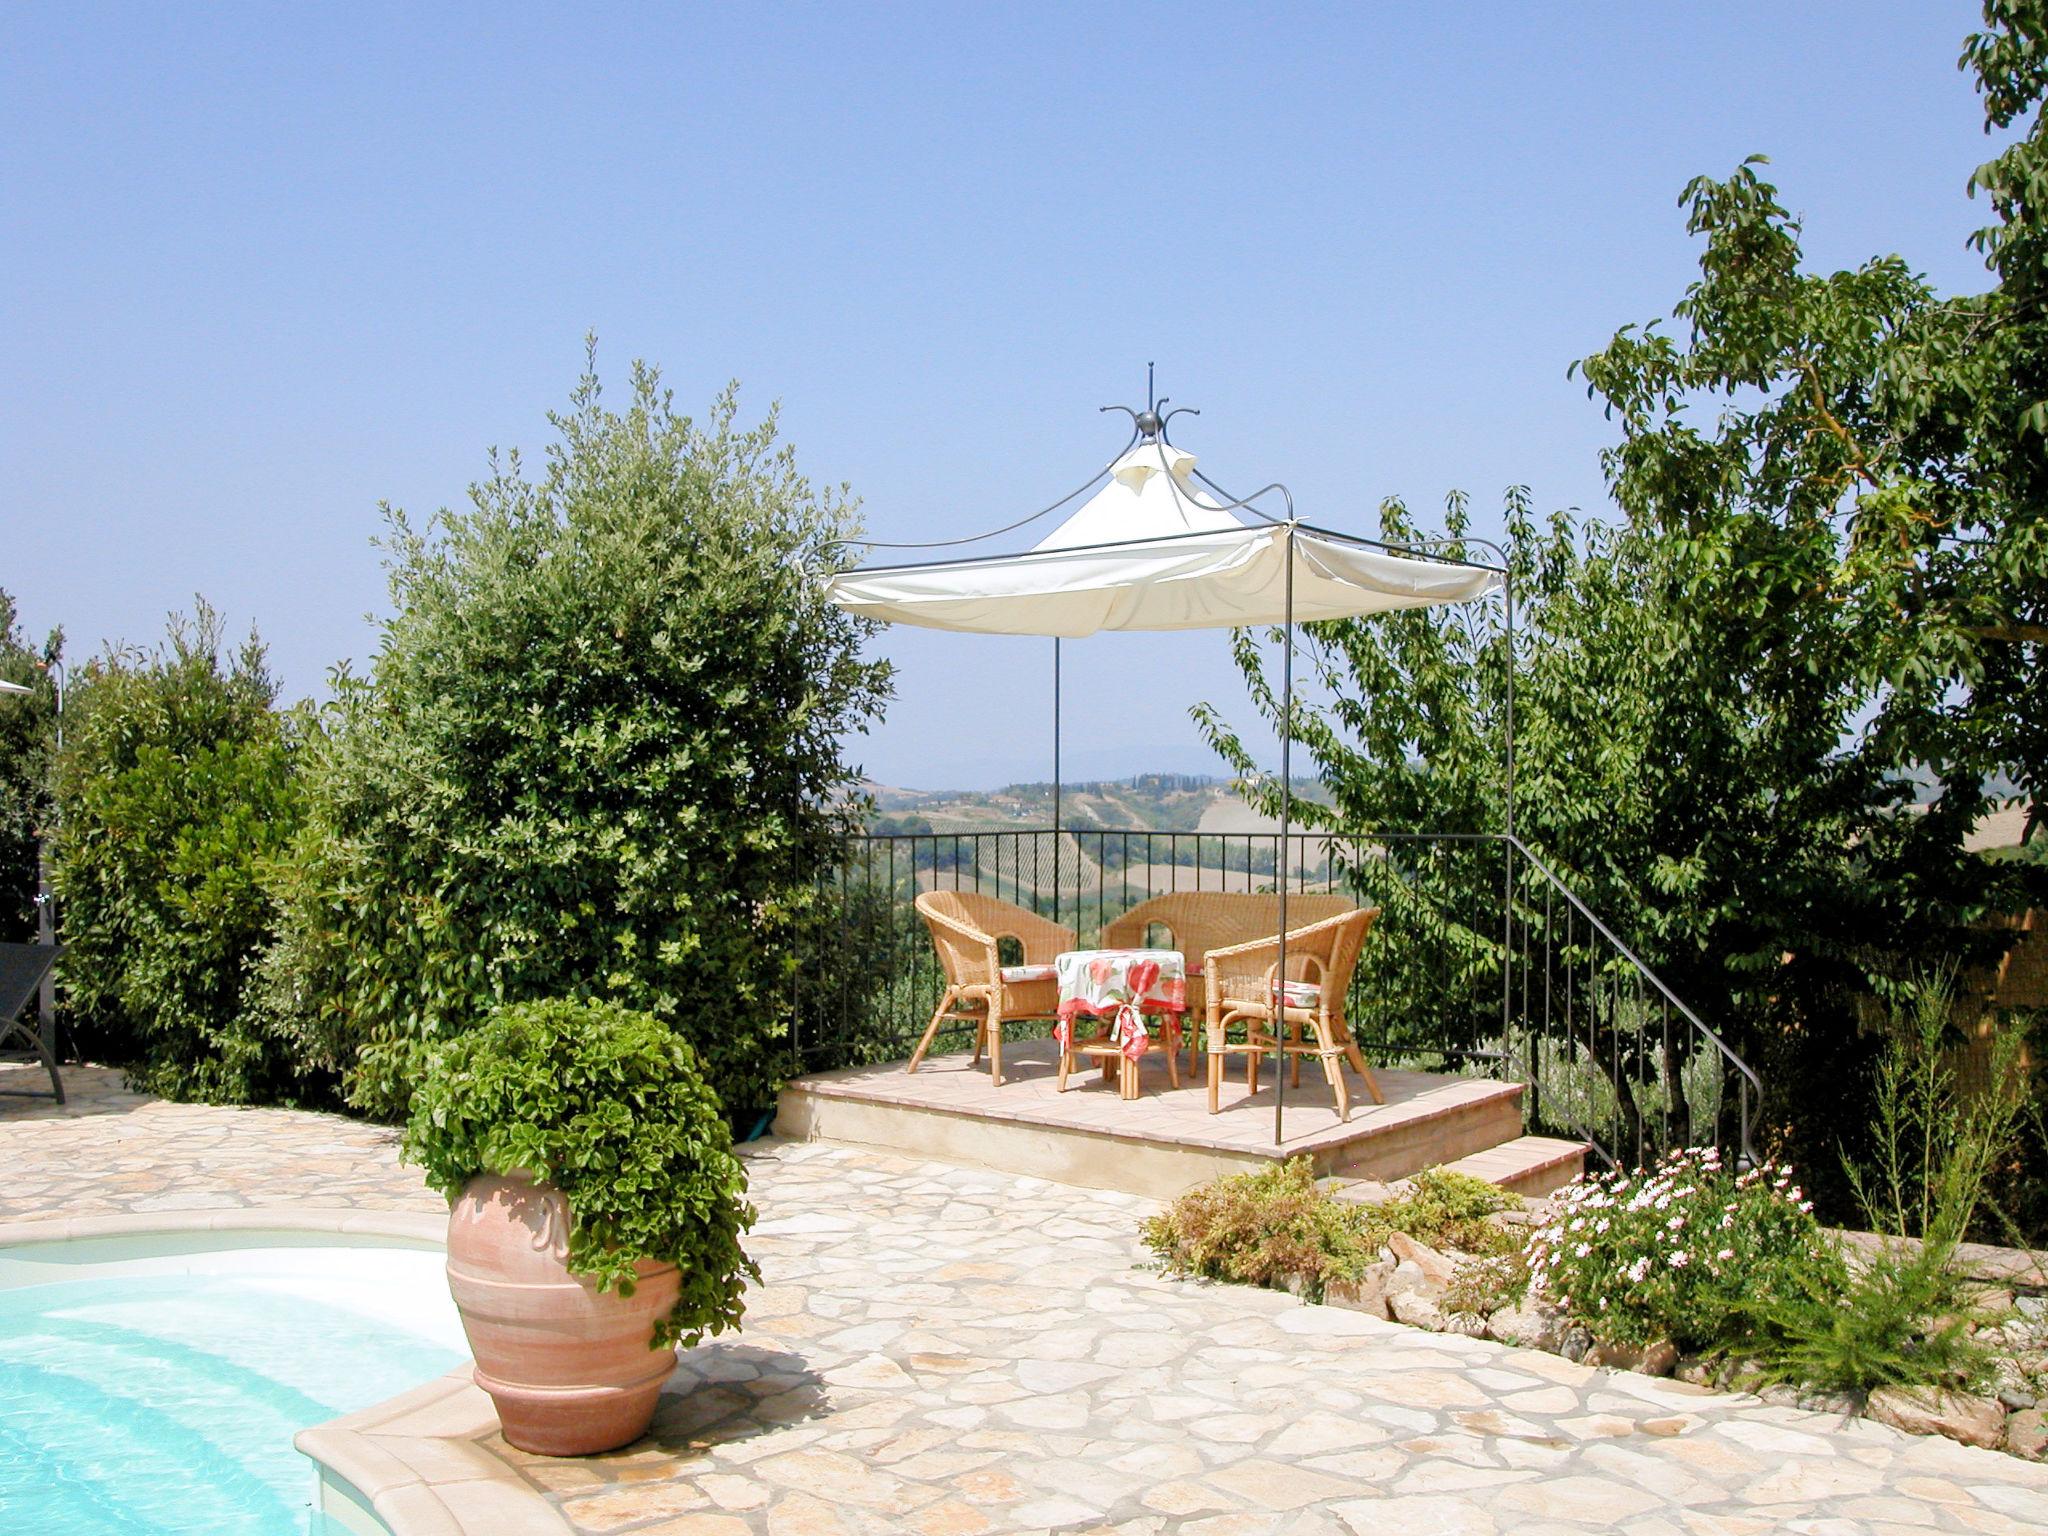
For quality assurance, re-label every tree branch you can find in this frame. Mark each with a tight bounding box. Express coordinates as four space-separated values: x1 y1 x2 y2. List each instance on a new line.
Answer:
1962 623 2048 644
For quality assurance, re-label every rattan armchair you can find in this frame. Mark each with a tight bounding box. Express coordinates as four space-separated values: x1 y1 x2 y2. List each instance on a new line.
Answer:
1203 907 1382 1121
909 891 1076 1087
1102 892 1353 1069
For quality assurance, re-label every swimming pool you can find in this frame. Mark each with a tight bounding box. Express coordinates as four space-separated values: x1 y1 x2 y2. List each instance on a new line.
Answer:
0 1230 467 1535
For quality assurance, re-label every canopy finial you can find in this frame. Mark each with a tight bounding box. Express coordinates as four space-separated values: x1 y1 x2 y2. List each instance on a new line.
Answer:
1134 361 1164 438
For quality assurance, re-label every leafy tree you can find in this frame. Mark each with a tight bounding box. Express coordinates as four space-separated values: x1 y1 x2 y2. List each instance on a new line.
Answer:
269 353 891 1122
1199 4 2048 1210
1575 2 2045 861
0 591 60 941
52 607 309 1100
1196 496 1958 1180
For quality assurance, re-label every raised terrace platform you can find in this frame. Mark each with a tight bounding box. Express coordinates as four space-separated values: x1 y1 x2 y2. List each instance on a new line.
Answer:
775 1038 1586 1200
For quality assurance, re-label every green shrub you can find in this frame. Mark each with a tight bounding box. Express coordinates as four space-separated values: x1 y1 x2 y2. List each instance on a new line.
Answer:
268 354 891 1123
1848 973 2032 1251
1739 1242 1998 1397
52 609 311 1101
403 997 757 1347
1141 1158 1521 1303
1533 988 2033 1394
1388 1166 1520 1255
1443 1247 1532 1319
1738 976 2025 1395
1142 1159 1381 1299
1529 1146 1839 1352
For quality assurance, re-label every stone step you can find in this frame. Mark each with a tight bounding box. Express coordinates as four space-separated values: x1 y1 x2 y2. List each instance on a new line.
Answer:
1439 1135 1588 1197
1327 1135 1589 1206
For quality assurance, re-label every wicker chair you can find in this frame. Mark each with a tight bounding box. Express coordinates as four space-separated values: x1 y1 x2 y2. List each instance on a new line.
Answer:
909 891 1076 1087
1203 907 1383 1121
1101 892 1353 1068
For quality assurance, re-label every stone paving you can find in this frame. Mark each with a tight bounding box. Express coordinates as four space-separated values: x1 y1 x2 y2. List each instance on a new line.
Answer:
0 1061 440 1220
7 1060 2048 1534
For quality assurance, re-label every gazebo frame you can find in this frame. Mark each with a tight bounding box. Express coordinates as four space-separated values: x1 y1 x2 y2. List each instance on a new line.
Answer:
833 383 1514 1144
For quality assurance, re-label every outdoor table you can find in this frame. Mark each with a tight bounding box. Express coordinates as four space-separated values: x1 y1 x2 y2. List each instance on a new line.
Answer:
1052 947 1188 1099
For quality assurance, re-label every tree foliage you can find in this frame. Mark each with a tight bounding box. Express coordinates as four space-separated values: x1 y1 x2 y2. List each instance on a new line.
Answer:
269 353 892 1122
1201 5 2047 1200
52 607 309 1100
1574 3 2045 854
0 591 60 941
1197 498 1992 1178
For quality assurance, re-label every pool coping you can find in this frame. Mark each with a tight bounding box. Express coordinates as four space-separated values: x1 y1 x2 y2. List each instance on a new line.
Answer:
0 1206 447 1249
298 1370 571 1536
0 1204 565 1536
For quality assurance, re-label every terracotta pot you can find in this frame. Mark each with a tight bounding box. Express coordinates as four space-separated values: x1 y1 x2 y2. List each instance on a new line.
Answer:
445 1171 681 1455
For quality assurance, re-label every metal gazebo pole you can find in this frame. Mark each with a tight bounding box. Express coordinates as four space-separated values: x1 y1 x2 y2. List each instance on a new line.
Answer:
1274 523 1295 1146
1051 637 1061 928
1500 567 1515 1068
36 658 63 1062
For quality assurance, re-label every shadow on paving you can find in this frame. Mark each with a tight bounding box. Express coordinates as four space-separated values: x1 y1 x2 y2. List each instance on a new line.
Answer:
621 1344 829 1462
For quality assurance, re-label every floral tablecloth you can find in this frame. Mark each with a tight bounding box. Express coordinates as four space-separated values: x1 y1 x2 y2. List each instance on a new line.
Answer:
1054 948 1187 1060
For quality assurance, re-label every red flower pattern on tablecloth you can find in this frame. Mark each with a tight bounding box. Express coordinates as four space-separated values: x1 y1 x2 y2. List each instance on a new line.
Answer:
1054 948 1186 1059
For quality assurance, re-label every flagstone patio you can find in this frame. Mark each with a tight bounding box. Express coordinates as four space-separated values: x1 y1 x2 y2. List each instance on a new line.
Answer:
4 1059 2046 1535
0 1061 441 1220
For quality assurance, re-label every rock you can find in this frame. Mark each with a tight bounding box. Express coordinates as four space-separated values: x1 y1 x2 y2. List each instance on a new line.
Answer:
1673 1356 1717 1387
1965 1286 2017 1318
1758 1384 1863 1417
2006 1407 2047 1460
1714 1358 1771 1394
1867 1387 2007 1450
1372 1235 1490 1337
2016 1295 2046 1323
1384 1286 1482 1335
1388 1285 1445 1330
1325 1258 1396 1319
1484 1300 1563 1353
1585 1338 1678 1377
1389 1259 1430 1296
1997 1385 2039 1412
1485 1206 1541 1231
1385 1232 1460 1289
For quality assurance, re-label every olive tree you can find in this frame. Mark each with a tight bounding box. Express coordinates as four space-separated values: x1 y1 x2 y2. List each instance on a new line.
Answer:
269 355 892 1121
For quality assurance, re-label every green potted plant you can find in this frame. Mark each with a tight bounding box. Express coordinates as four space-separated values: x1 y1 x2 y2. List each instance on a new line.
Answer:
404 998 757 1455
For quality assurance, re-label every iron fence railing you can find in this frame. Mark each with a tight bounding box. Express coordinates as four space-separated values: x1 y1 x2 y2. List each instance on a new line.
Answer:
791 828 1758 1170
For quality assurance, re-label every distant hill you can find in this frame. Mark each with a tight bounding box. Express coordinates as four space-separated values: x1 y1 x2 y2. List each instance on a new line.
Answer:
863 773 1327 836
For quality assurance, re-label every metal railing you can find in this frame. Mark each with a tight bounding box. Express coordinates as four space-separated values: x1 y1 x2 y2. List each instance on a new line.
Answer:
791 828 1759 1170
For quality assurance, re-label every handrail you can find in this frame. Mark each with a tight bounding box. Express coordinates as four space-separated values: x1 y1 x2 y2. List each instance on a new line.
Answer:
1500 833 1760 1096
1494 831 1759 1169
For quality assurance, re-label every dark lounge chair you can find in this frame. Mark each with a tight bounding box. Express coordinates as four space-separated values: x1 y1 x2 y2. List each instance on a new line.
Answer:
0 942 64 1104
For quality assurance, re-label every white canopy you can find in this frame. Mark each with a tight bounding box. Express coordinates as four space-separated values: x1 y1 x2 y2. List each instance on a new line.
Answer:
826 438 1500 637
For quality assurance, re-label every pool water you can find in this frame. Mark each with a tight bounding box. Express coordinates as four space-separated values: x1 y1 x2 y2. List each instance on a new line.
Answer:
0 1241 467 1535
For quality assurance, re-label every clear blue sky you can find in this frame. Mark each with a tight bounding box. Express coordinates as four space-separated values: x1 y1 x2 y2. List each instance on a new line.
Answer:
1 3 2015 789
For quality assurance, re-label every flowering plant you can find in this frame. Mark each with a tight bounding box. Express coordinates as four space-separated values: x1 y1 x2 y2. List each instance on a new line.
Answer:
1528 1146 1840 1350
